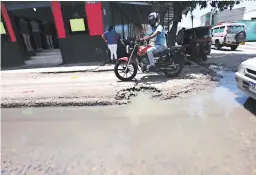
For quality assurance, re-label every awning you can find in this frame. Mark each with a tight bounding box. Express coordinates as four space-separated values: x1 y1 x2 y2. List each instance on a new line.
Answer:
114 2 175 28
4 1 51 11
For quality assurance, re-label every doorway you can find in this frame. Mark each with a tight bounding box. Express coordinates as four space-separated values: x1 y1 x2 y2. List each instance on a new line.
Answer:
9 6 58 51
5 2 63 67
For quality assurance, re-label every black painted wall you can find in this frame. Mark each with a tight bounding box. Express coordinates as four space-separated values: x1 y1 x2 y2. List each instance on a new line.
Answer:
1 41 24 67
59 35 107 64
1 13 24 67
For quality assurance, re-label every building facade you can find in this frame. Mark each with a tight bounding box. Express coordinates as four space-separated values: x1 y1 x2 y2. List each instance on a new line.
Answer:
1 1 141 68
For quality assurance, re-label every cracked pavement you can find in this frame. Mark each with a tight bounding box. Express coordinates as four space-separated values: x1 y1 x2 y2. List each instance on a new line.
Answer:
1 62 218 108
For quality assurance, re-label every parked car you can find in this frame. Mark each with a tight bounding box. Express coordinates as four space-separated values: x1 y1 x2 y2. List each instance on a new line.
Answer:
211 22 246 51
177 26 212 62
235 57 256 100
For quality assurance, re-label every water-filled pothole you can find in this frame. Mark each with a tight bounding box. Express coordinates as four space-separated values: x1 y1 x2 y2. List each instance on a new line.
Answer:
115 84 162 100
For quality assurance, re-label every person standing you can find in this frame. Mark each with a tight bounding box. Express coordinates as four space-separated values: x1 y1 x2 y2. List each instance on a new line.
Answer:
101 26 118 63
30 19 42 50
19 18 33 51
43 21 54 49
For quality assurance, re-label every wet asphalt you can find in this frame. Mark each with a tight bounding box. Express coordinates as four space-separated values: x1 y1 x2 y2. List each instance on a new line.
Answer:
1 70 256 175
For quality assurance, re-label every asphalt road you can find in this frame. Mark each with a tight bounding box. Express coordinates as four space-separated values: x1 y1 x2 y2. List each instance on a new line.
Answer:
2 45 256 174
2 83 256 174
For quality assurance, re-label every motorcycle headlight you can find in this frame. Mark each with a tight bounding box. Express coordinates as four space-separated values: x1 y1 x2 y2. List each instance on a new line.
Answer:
238 65 245 74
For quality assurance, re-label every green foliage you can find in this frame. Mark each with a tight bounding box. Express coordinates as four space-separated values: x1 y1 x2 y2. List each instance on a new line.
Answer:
176 1 240 17
188 1 240 14
145 1 240 15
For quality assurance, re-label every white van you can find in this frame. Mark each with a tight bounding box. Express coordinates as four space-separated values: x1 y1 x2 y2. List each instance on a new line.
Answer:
211 23 246 51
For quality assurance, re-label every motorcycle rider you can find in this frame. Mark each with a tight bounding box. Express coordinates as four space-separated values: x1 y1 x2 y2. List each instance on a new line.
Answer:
140 12 167 71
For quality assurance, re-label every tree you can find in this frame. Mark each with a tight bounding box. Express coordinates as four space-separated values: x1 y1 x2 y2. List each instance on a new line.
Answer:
148 1 240 46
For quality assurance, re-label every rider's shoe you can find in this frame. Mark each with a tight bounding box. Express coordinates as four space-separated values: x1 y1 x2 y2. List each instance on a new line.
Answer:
146 65 156 72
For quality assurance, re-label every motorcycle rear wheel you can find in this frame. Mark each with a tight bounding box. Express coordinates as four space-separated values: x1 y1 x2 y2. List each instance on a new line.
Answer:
163 55 185 78
114 61 138 81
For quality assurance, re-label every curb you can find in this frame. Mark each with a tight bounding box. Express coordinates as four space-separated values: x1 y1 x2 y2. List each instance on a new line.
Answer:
40 68 115 74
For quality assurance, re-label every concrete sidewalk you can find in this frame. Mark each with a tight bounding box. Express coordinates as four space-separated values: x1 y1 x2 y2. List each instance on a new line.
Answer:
1 62 115 74
239 42 256 49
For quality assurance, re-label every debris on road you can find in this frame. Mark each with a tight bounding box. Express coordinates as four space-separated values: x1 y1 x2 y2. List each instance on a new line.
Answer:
1 62 220 108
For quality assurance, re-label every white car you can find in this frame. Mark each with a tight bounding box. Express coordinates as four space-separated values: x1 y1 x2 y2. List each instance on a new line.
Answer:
235 58 256 100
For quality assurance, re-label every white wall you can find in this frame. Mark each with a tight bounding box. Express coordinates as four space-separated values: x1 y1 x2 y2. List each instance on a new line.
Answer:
214 7 245 24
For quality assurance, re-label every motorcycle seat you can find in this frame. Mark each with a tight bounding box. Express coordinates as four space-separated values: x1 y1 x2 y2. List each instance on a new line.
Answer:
153 48 170 57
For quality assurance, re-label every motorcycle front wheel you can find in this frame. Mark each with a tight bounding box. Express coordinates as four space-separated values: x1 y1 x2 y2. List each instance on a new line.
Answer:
114 61 138 81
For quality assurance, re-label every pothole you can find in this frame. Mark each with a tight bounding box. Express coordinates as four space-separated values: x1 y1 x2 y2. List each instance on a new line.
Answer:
115 84 162 100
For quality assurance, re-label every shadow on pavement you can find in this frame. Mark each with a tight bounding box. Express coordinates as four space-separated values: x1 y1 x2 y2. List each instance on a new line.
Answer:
243 97 256 116
137 74 170 85
206 52 256 71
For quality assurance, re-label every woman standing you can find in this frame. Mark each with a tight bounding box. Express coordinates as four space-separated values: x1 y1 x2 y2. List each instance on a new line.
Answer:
101 26 119 63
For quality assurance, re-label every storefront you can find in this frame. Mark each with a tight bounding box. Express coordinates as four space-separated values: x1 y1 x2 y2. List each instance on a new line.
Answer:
1 1 141 68
1 1 170 68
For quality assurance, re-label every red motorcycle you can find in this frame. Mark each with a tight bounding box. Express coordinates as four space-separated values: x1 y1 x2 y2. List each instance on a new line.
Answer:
114 38 186 81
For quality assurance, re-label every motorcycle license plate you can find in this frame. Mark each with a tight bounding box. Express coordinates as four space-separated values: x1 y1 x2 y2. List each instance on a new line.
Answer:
249 81 256 93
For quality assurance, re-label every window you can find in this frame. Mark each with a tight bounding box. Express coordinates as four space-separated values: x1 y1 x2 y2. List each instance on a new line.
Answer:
213 27 219 33
227 26 234 33
195 27 210 38
236 25 245 32
219 26 225 33
227 25 245 34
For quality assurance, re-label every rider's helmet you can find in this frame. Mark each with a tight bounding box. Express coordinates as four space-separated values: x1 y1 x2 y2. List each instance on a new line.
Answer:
148 12 160 28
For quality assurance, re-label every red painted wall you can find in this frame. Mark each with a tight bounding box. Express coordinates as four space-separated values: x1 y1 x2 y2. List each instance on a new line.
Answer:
51 1 66 39
1 3 16 42
85 2 104 36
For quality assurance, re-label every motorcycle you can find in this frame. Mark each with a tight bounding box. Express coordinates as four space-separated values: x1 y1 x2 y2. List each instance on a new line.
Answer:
114 38 186 81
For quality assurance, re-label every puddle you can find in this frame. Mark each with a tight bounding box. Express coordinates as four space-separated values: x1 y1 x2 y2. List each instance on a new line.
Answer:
210 65 248 104
122 64 254 119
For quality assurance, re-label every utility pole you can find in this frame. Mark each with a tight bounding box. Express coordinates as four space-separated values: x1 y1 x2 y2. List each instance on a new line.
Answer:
209 10 213 26
190 8 194 28
191 14 194 28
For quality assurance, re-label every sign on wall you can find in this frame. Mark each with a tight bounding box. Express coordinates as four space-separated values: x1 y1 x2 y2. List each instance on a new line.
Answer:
69 18 86 32
0 22 7 34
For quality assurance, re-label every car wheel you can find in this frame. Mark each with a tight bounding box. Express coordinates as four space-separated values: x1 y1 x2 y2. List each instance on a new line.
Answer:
231 45 238 51
214 40 222 50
